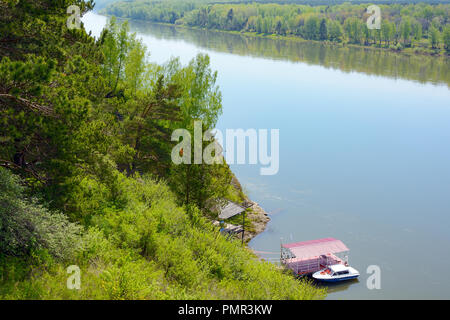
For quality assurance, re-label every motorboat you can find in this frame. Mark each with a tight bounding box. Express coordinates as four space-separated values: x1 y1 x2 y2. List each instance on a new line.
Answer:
312 264 359 282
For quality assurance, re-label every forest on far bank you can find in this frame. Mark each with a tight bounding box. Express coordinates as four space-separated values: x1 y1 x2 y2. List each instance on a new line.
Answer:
103 0 450 55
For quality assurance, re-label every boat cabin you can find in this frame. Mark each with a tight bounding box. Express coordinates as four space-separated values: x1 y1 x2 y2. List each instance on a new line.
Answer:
328 264 350 276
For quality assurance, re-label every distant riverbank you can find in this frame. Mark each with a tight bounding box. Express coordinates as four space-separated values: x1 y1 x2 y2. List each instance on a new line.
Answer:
100 1 450 58
164 21 450 59
100 13 449 59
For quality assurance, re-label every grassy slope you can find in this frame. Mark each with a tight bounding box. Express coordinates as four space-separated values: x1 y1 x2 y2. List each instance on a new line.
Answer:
0 170 325 299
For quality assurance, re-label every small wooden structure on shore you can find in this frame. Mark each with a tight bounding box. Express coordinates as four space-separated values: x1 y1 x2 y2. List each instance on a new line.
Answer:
213 200 253 244
212 220 243 235
280 238 349 276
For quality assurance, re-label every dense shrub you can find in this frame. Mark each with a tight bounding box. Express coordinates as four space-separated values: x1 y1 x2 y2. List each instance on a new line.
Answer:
0 168 82 260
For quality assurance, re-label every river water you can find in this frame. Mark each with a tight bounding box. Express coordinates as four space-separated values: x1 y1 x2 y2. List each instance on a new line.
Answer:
83 12 450 299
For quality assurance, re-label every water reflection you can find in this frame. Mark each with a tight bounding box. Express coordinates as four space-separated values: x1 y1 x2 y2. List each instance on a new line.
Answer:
315 278 360 295
128 20 450 87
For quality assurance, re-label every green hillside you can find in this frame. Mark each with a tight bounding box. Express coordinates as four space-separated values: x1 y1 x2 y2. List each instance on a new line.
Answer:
0 0 325 299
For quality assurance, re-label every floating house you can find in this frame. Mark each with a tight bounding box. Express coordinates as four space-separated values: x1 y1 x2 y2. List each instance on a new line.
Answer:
280 238 350 276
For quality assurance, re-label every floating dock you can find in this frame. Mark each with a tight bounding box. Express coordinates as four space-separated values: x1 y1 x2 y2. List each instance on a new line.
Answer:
280 238 350 276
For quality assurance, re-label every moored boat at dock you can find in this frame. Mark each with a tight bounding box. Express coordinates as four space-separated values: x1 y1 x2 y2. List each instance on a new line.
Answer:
280 238 357 279
312 264 360 282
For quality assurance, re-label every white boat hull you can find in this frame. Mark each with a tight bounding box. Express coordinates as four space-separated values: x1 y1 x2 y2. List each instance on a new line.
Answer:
312 265 359 282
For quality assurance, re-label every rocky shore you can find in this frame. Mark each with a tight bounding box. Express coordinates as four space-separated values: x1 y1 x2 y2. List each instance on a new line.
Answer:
243 199 270 242
229 175 270 242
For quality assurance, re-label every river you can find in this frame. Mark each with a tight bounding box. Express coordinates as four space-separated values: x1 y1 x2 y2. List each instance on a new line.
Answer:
83 11 450 299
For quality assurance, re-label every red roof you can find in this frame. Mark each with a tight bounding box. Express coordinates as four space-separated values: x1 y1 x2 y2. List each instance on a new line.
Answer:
282 238 349 260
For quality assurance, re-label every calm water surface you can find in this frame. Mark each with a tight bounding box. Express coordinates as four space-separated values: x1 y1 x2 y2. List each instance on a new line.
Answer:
83 12 450 299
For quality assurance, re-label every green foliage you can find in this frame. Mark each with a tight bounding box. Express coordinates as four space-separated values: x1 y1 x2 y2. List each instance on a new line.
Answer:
429 25 441 49
104 1 450 54
0 1 120 209
101 17 131 94
87 174 325 299
444 25 450 53
0 168 82 260
1 170 325 300
0 1 326 300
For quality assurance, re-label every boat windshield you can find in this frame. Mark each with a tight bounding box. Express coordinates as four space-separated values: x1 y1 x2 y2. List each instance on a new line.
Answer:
335 270 350 275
